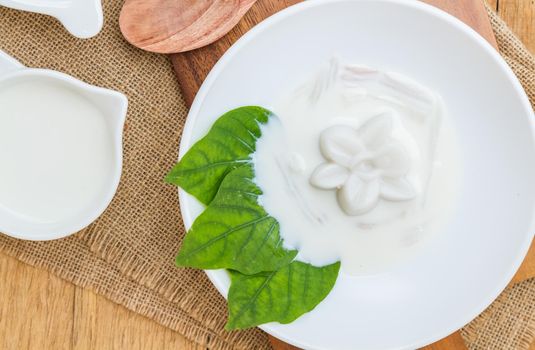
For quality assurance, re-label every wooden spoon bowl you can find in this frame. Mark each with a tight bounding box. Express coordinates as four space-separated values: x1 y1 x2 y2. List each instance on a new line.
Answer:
119 0 257 53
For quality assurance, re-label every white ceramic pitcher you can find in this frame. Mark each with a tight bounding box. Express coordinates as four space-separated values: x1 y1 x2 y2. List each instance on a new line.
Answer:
0 0 103 38
0 50 127 240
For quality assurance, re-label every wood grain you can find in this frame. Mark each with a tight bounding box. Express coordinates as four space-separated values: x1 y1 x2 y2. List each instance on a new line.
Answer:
488 0 499 10
512 241 535 285
270 336 302 350
0 1 533 350
72 286 202 350
0 252 201 350
422 331 468 350
500 0 535 52
0 252 74 350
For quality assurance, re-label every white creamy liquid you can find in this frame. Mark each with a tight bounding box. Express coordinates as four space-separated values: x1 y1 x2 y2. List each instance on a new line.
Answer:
254 60 460 275
0 79 114 223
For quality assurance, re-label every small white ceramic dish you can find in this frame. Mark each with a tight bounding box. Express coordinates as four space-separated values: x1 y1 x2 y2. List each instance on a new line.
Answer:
0 0 103 38
178 1 535 349
0 50 126 241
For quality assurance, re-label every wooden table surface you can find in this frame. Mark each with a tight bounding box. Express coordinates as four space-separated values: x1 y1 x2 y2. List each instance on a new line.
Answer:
0 1 533 349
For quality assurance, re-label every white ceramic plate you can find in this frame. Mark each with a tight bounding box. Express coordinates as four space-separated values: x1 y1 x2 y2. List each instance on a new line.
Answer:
177 1 535 349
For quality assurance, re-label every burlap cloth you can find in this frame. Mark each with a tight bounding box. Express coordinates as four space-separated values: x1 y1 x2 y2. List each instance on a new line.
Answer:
0 1 533 349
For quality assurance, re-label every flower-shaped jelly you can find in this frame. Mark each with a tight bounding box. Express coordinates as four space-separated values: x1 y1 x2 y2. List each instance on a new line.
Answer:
310 114 417 216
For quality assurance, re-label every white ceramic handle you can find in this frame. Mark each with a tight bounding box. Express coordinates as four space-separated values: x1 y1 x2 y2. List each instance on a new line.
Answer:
0 0 103 39
0 50 23 76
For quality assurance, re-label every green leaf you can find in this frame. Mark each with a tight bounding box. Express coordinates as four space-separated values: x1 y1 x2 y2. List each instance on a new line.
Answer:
166 106 272 205
226 261 341 330
175 164 298 274
169 105 341 329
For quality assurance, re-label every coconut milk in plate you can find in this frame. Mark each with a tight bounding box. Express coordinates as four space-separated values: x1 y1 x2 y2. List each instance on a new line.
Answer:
254 60 461 275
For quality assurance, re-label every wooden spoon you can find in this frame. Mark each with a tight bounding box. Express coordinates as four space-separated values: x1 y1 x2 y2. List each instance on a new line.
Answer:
119 0 257 53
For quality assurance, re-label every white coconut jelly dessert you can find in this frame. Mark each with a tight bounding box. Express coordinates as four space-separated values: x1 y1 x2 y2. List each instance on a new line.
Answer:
253 59 461 275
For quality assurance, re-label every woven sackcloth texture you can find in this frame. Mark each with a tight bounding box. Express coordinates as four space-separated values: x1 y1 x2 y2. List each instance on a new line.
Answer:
0 1 533 349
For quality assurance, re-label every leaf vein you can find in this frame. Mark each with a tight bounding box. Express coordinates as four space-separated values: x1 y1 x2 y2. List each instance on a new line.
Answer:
181 216 270 259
